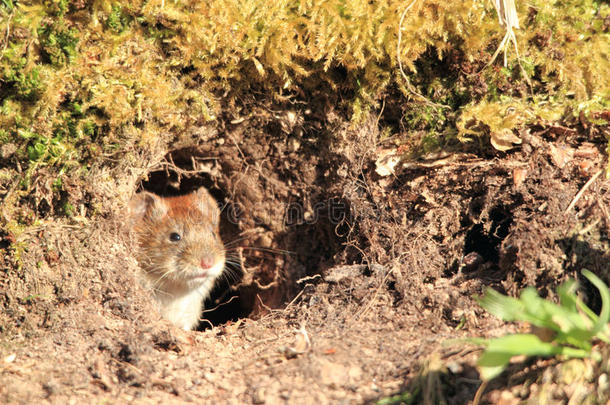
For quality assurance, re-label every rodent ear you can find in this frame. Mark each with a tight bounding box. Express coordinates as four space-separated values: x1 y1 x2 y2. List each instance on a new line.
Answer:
193 187 219 216
128 192 168 223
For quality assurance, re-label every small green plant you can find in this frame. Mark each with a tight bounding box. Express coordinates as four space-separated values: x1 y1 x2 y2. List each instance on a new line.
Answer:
1 45 45 101
106 5 130 33
376 390 418 405
473 270 610 381
37 23 79 66
62 202 74 217
19 129 75 166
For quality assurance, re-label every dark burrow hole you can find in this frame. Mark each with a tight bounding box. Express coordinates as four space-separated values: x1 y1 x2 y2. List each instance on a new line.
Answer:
463 204 514 267
559 236 610 315
136 148 347 329
0 230 11 250
138 157 247 329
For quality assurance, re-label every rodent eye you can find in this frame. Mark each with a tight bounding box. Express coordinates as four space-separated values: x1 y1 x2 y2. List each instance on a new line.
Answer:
169 232 182 242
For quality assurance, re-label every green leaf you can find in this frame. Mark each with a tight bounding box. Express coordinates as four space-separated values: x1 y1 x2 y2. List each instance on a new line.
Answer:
478 288 525 321
485 334 560 357
1 0 13 11
473 271 610 381
478 351 512 381
478 334 565 380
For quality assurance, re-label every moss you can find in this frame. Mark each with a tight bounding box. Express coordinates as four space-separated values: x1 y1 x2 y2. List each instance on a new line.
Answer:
106 4 130 34
0 0 607 241
44 0 69 17
62 202 74 217
1 43 44 101
37 23 79 66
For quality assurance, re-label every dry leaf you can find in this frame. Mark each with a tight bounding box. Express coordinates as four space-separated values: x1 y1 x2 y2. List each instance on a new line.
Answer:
577 160 594 177
513 168 527 188
574 144 598 159
490 128 522 151
375 149 401 177
293 329 309 353
549 144 573 168
223 319 243 335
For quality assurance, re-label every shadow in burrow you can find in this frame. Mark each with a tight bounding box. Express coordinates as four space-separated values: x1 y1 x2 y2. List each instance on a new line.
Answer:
558 235 610 315
442 196 519 292
136 147 350 329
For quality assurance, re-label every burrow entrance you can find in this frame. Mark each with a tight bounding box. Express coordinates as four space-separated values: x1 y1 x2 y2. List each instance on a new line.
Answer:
137 146 350 328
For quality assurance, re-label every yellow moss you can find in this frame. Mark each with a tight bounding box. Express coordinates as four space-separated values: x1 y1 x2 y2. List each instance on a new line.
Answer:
457 99 567 150
0 0 608 230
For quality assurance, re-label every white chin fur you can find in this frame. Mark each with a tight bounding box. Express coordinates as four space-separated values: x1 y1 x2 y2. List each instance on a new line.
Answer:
207 259 226 278
153 260 225 331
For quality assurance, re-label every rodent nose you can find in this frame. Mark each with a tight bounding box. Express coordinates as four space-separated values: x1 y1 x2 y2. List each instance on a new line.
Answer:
200 257 214 269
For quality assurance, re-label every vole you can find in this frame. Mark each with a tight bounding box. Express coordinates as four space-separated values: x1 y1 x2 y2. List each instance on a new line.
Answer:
128 187 226 330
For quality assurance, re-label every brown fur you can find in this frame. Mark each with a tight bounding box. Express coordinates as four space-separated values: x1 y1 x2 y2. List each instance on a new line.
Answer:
128 187 226 330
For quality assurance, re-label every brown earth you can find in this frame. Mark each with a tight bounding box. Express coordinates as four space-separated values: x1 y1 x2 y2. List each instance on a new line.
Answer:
1 105 609 404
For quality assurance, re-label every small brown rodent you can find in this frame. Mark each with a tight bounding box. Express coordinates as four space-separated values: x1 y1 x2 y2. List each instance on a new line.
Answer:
128 187 226 330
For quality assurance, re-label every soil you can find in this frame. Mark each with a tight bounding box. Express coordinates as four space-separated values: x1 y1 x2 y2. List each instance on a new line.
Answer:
1 104 609 404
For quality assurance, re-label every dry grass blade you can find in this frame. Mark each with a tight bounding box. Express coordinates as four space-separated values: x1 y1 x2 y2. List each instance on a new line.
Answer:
485 0 532 88
565 169 603 214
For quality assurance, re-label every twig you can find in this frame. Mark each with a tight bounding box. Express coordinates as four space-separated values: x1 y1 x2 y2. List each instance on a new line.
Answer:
199 318 214 329
228 132 247 161
201 295 239 314
347 265 392 324
253 278 279 290
578 218 601 235
472 380 488 405
296 274 321 284
256 294 272 312
110 358 144 375
283 287 307 310
565 169 603 214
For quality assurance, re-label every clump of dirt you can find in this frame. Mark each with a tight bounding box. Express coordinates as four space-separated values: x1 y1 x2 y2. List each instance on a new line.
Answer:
1 103 609 403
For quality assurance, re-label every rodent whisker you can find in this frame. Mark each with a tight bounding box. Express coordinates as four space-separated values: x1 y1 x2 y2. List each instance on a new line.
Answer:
221 240 296 256
148 285 173 298
223 263 242 272
233 246 296 255
222 237 251 248
220 268 241 284
149 268 177 292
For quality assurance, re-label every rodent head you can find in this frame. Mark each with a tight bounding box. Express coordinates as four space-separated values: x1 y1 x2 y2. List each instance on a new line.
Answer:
128 187 226 292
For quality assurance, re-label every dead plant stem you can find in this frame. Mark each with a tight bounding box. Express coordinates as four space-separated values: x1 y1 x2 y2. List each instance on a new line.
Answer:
565 169 602 214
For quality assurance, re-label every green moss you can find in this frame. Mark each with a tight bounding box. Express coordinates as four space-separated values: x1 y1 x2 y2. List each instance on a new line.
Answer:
0 0 607 238
0 129 9 143
106 4 130 34
404 105 447 133
45 0 69 17
5 66 43 101
1 43 44 101
37 23 78 66
62 202 74 217
1 0 14 11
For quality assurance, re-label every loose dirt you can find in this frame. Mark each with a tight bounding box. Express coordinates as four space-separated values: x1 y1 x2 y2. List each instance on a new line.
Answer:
1 107 609 404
